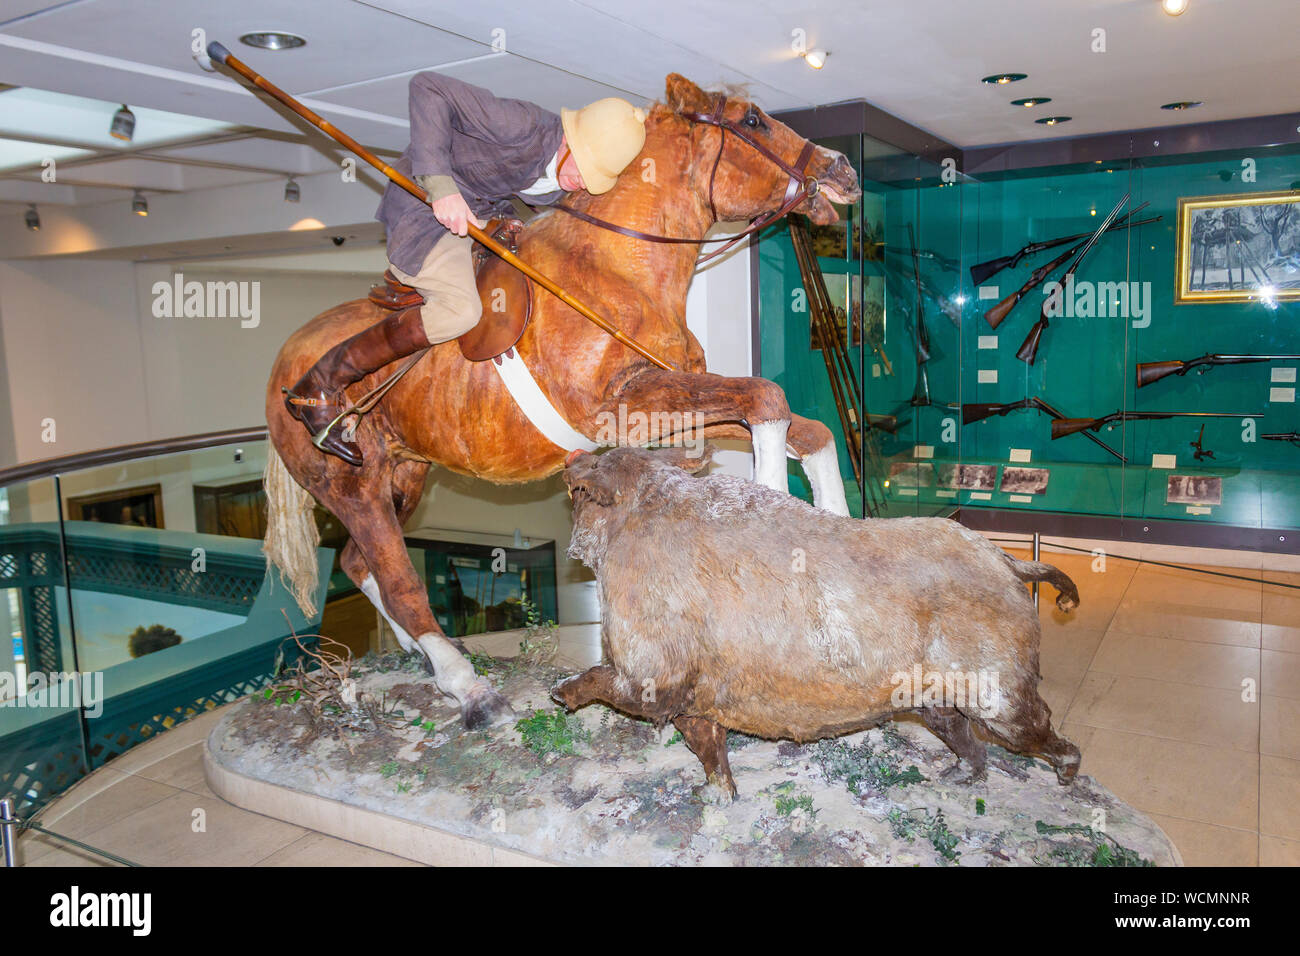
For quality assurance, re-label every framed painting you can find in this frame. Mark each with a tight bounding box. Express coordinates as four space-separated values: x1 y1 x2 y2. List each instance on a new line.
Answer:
1175 190 1300 304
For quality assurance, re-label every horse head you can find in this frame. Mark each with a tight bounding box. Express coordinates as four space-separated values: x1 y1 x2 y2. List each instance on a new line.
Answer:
660 73 862 226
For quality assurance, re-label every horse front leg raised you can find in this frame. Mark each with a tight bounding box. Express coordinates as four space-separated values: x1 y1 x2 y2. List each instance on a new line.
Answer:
601 368 791 494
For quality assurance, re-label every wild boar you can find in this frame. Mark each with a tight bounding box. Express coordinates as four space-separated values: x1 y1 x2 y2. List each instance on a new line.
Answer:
553 446 1081 802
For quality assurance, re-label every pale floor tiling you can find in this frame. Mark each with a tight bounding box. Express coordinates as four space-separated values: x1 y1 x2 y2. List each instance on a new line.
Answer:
16 558 1299 867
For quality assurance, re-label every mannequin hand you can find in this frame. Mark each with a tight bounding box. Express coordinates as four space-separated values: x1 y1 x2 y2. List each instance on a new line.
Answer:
429 192 483 237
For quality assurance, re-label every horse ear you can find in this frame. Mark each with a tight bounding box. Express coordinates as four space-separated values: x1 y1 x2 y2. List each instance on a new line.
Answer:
665 73 710 114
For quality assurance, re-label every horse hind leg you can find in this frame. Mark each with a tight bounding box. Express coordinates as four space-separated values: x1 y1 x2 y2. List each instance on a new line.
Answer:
338 464 512 730
973 691 1080 785
919 706 987 783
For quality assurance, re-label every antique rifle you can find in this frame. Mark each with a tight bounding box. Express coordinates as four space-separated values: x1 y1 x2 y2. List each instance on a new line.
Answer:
1190 424 1215 461
961 397 1126 462
984 209 1157 329
907 224 932 407
1262 432 1300 447
1017 194 1133 365
971 213 1161 287
1136 353 1300 389
1050 410 1260 440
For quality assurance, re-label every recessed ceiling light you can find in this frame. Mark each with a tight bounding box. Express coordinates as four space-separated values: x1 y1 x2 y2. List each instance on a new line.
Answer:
1162 0 1189 15
1160 101 1203 110
1011 97 1052 108
110 104 135 141
239 32 306 51
1035 116 1072 126
132 190 148 216
982 73 1027 85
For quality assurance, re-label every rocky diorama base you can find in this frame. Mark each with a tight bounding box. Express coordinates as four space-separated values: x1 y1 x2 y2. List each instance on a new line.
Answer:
204 650 1181 867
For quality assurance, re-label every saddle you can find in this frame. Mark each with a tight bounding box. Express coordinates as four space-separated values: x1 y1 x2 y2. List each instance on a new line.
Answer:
368 218 532 362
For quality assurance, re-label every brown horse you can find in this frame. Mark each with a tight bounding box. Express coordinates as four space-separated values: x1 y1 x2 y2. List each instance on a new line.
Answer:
263 73 862 730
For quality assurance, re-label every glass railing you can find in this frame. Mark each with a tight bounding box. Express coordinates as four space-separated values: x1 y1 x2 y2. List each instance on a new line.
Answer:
0 429 334 815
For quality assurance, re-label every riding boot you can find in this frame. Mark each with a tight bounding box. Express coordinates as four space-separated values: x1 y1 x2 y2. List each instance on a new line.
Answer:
284 306 431 466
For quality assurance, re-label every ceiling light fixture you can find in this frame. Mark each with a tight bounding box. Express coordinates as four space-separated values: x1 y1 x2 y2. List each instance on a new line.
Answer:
284 176 300 202
1035 116 1072 126
1160 100 1203 110
1162 0 1189 15
801 49 829 69
132 190 148 216
239 32 307 51
110 104 135 141
982 73 1027 85
24 204 39 231
1011 97 1052 108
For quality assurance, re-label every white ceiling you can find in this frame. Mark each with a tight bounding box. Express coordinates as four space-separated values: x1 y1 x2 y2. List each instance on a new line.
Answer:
1 0 1297 220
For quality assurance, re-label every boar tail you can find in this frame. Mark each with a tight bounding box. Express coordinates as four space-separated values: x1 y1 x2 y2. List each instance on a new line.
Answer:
1004 555 1080 612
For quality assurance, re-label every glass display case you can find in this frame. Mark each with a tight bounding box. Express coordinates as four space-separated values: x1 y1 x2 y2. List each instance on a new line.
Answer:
757 105 1300 551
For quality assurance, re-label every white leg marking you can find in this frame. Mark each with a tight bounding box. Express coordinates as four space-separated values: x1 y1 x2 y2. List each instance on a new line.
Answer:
359 575 482 703
751 419 790 494
802 442 851 516
359 574 416 652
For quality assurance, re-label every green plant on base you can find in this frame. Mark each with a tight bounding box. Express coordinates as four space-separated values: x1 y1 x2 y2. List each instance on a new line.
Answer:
811 737 926 795
1035 820 1155 867
516 708 588 758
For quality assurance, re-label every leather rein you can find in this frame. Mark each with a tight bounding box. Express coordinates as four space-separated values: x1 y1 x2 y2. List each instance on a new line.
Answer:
550 94 821 266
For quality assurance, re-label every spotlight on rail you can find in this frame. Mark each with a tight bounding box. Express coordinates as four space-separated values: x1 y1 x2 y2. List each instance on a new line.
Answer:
284 176 300 202
1162 0 1188 15
132 190 148 216
802 49 828 69
24 204 40 231
110 104 136 141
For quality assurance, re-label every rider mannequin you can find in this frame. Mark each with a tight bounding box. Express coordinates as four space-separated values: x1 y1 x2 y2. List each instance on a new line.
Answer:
285 72 648 465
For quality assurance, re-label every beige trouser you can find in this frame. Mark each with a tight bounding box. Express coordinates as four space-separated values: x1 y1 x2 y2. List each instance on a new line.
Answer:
389 232 483 343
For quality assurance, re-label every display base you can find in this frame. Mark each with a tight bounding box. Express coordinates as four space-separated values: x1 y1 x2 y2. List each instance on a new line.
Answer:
203 653 1182 867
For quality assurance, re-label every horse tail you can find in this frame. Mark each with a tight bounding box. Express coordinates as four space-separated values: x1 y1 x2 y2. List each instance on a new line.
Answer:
1002 552 1080 613
262 445 320 617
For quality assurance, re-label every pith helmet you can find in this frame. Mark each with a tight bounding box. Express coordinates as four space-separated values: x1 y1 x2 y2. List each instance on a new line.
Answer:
560 98 648 194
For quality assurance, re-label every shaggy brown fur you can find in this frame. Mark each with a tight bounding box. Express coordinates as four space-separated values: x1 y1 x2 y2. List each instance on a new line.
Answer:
553 447 1082 801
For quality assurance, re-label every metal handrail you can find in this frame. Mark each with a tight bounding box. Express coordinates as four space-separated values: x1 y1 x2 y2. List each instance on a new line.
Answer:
0 426 268 489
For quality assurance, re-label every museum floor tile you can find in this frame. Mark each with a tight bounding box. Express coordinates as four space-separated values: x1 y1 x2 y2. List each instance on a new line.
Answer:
15 565 1299 868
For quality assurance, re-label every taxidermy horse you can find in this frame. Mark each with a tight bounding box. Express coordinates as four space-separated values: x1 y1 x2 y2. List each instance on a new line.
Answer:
263 73 863 730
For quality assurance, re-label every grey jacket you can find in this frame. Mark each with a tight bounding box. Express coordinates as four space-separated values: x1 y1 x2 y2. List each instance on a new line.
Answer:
376 72 566 274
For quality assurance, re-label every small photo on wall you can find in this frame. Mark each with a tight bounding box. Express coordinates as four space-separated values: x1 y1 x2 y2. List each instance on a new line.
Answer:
938 463 999 491
1000 467 1050 496
1176 191 1300 304
1166 474 1222 506
888 461 935 488
812 274 865 350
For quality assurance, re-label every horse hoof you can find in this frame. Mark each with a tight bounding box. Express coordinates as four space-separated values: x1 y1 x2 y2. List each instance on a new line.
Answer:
462 686 515 731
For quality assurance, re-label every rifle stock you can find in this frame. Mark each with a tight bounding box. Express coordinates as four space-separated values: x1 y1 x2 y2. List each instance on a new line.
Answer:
1135 360 1187 389
1051 418 1097 439
1016 317 1048 364
969 255 1017 287
961 401 1018 424
984 245 1076 330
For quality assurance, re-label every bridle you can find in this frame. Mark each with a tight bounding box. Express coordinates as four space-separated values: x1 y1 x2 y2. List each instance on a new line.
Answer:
549 94 823 266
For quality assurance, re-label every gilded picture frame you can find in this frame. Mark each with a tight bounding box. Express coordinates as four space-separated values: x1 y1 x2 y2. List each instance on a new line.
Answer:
1175 190 1300 304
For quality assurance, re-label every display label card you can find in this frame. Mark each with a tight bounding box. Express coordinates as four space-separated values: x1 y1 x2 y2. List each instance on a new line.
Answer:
1151 453 1177 469
978 335 998 350
872 364 881 378
897 488 918 497
914 445 934 459
1270 387 1295 403
936 489 957 498
1186 505 1212 515
969 491 993 501
1010 494 1033 503
1008 448 1032 463
978 369 998 384
1272 367 1297 383
978 285 999 300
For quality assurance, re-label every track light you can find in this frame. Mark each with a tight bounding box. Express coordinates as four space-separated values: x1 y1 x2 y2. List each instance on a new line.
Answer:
110 104 136 141
801 49 828 69
284 176 300 202
24 204 40 231
132 190 148 216
1162 0 1188 15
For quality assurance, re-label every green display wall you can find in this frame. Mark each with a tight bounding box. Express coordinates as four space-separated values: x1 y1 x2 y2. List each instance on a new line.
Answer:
759 130 1300 540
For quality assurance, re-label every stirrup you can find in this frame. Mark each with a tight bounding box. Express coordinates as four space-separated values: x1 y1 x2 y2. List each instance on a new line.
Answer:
309 408 355 451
